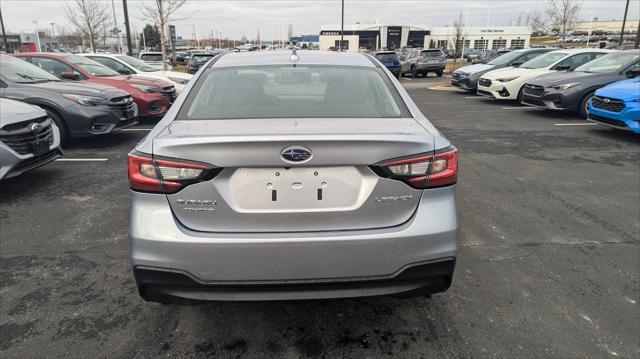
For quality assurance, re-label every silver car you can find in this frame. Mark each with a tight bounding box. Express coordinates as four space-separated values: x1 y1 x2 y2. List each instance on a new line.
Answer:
128 51 458 303
0 98 62 180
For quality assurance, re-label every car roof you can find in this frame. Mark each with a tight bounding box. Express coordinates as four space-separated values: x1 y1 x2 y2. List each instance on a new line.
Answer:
548 48 613 54
211 51 376 68
374 51 396 55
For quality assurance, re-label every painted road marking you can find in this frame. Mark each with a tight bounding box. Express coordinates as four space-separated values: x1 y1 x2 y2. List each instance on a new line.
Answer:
500 106 529 110
55 158 109 162
554 123 599 126
465 96 480 99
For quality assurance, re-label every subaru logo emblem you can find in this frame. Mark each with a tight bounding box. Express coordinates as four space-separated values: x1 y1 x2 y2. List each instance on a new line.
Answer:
281 146 312 163
29 123 44 133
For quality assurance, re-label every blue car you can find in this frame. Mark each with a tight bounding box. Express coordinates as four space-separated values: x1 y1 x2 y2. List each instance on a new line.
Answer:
587 77 640 133
374 51 401 78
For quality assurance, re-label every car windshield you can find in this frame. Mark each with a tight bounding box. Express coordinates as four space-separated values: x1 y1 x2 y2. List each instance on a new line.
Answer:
421 51 443 58
190 54 215 63
488 51 525 66
140 53 163 62
375 53 398 62
65 55 119 76
0 55 60 83
520 52 567 69
575 52 639 73
116 55 159 72
182 66 409 120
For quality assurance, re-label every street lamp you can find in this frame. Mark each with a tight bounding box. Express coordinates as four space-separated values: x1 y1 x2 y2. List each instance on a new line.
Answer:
32 20 41 52
50 22 55 38
586 14 594 48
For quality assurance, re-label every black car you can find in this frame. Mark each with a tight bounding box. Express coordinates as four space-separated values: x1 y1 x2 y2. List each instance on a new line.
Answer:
0 55 137 143
521 50 640 116
187 52 219 74
452 48 555 92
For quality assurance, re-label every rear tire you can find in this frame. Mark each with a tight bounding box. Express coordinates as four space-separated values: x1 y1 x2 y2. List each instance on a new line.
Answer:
579 91 595 118
436 70 443 77
411 66 417 78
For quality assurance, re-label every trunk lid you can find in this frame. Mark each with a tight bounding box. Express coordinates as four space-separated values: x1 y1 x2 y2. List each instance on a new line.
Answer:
153 118 434 233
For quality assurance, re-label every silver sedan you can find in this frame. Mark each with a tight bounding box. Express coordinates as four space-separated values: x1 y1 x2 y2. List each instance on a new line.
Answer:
128 51 458 303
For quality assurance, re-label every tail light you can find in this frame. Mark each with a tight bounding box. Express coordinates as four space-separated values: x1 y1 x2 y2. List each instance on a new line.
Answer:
128 152 219 194
374 147 457 189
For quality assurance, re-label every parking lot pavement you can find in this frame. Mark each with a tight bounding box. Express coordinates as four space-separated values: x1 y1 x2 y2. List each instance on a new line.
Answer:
1 80 638 358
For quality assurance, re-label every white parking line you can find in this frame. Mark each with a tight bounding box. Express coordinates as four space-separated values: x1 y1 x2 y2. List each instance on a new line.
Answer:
500 107 528 110
55 158 109 162
464 96 480 99
122 128 152 131
554 123 599 126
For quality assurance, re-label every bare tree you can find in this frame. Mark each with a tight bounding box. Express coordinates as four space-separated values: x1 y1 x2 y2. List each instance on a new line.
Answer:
140 0 187 70
545 0 582 45
64 0 109 52
451 11 467 64
510 11 547 35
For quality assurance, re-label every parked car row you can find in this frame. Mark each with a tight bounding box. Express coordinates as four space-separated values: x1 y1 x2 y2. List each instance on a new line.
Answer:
452 48 640 133
0 51 196 180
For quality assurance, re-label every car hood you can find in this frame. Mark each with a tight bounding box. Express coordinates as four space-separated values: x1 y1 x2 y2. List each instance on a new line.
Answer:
527 71 617 87
482 67 548 80
26 80 129 97
116 75 173 88
455 63 495 75
153 70 193 79
0 98 47 126
597 78 640 101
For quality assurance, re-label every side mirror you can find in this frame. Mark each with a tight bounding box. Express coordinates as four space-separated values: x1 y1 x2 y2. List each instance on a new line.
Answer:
626 69 640 78
59 71 79 80
554 65 571 71
117 69 131 75
511 61 524 68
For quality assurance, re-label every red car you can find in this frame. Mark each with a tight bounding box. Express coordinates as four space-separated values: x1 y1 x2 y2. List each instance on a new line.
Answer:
12 53 177 118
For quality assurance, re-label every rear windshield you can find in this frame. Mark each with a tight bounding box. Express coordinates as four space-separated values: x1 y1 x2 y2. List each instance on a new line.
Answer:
375 53 398 61
180 66 409 120
190 54 216 63
140 53 163 61
421 50 443 58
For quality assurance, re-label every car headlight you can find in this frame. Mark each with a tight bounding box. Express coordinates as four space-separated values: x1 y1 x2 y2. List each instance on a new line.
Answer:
62 94 107 106
130 84 160 93
497 76 519 83
167 77 189 85
551 82 581 91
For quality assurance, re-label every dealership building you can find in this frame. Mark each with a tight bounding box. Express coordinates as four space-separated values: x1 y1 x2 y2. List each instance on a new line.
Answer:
319 23 531 52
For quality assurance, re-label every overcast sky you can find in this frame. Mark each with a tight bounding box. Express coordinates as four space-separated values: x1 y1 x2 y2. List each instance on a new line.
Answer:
1 0 638 40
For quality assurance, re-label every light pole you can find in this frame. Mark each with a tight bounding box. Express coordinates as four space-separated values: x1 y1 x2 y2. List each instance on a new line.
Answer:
50 22 55 39
619 0 630 45
0 6 8 52
32 20 41 52
111 0 123 53
586 14 593 48
340 0 344 51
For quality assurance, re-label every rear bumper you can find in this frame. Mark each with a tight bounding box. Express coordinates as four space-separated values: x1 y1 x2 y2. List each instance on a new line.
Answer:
135 259 455 302
416 63 445 72
129 186 458 301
